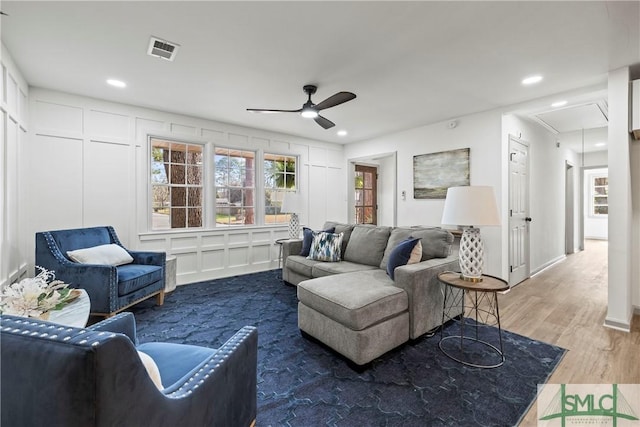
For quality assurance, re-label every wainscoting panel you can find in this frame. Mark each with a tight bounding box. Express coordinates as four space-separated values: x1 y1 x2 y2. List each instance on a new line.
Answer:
202 249 225 271
170 123 197 136
29 134 84 231
171 236 199 250
87 110 130 141
202 234 225 247
229 246 249 267
34 100 83 136
83 140 132 237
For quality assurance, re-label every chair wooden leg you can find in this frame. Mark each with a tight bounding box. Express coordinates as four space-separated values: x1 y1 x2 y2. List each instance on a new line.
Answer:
156 290 165 306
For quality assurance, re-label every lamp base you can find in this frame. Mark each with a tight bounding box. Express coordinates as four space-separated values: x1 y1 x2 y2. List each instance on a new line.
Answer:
459 227 484 282
288 213 300 239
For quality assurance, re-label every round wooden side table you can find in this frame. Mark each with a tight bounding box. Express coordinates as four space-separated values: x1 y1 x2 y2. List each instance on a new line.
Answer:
437 271 509 368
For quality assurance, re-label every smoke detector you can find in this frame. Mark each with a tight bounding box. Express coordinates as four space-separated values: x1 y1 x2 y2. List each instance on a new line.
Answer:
147 36 180 61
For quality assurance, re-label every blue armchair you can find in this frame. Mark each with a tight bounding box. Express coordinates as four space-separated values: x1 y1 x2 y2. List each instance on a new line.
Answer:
35 226 166 317
0 313 258 427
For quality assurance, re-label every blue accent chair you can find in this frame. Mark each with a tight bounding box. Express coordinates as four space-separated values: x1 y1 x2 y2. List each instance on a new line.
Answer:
0 313 258 427
35 226 166 317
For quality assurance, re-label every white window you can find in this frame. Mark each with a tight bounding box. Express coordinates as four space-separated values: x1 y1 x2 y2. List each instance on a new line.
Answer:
214 147 256 226
590 173 608 216
150 137 203 230
264 153 297 224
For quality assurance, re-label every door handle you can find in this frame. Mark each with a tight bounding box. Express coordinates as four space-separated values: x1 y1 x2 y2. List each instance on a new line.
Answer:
525 217 532 222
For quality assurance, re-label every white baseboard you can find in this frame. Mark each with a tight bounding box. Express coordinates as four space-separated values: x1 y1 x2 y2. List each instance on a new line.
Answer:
603 316 632 332
530 255 566 277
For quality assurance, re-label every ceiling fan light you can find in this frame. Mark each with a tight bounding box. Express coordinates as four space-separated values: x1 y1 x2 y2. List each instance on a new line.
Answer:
301 108 318 119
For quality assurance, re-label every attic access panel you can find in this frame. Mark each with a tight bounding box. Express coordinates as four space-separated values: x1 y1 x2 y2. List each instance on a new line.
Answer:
535 103 608 133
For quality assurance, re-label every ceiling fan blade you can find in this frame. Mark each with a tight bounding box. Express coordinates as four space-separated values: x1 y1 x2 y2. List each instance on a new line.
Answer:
246 108 301 114
314 115 335 129
314 92 356 111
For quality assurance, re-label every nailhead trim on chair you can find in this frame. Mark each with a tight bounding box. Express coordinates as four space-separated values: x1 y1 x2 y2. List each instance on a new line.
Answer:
167 326 257 398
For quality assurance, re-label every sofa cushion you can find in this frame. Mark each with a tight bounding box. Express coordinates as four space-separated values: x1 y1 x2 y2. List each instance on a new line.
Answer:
307 231 343 262
343 225 391 267
286 255 321 278
380 227 453 270
312 260 378 278
117 264 163 296
386 237 421 280
297 270 407 331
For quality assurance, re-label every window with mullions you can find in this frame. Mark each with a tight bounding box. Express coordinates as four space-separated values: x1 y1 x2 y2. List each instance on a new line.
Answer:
264 154 296 224
151 138 203 230
591 174 608 216
215 147 255 226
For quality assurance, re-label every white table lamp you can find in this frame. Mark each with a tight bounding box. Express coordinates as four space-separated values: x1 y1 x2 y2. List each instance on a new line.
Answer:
281 193 302 239
441 186 500 282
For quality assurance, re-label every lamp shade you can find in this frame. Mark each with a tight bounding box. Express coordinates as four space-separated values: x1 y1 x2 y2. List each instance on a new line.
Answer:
281 192 302 213
441 186 500 227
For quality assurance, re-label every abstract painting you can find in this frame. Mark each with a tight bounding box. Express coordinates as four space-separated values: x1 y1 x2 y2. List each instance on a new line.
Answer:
413 148 470 199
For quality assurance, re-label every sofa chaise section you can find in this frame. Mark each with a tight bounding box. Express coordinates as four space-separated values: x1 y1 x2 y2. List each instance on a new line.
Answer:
283 222 461 366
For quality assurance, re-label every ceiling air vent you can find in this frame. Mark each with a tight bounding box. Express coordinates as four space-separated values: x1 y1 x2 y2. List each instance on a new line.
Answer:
147 36 180 61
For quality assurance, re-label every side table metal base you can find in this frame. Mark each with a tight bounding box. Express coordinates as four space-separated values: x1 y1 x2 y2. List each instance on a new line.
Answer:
439 335 505 368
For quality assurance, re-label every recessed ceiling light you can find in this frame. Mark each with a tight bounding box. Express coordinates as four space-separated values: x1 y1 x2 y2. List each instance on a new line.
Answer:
551 100 567 108
337 130 348 137
106 79 126 88
595 142 606 147
521 75 543 85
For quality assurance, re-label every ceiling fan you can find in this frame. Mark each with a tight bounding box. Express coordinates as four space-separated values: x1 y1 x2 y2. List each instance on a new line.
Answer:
247 85 356 129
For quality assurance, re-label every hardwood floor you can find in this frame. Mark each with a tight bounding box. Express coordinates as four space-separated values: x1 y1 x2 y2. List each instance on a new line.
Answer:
498 239 640 426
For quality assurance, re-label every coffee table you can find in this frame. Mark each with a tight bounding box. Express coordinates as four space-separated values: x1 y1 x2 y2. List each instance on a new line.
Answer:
48 289 91 327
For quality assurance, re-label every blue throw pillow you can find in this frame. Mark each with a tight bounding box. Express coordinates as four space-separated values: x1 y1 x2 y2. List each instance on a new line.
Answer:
300 226 335 256
386 237 421 280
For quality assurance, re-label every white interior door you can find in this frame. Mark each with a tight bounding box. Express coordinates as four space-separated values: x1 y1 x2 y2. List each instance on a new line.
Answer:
509 136 530 285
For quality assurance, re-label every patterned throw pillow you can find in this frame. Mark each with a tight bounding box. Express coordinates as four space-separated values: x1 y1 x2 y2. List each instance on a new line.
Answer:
300 226 336 257
307 231 344 262
386 237 421 280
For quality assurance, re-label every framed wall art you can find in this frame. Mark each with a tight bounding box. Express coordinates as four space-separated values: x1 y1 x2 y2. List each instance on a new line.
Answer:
413 148 470 199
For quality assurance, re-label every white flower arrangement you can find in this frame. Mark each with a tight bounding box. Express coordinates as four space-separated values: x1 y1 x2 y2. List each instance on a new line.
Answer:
0 267 79 319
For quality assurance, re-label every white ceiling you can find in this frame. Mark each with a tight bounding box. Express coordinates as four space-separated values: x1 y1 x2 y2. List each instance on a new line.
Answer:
2 1 639 145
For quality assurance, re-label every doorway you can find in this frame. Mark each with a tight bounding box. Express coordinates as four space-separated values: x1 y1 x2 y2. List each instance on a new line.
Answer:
565 162 575 254
508 136 531 286
354 165 377 225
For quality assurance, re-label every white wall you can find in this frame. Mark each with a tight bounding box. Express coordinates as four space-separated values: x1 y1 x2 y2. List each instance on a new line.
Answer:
1 44 29 287
583 150 608 167
24 88 346 284
345 110 504 277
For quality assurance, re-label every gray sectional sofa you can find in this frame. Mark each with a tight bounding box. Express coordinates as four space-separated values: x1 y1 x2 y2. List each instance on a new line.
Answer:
281 221 461 366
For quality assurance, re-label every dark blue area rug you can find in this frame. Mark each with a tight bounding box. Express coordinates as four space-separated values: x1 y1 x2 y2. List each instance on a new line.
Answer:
129 270 566 427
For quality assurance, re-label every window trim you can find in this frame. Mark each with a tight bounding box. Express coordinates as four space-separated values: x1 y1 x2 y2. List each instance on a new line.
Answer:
214 145 258 227
148 134 208 231
263 152 299 225
588 172 608 218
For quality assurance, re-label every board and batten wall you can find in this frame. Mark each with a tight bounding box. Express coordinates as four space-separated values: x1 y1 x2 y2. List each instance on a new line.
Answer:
1 45 29 287
22 87 346 285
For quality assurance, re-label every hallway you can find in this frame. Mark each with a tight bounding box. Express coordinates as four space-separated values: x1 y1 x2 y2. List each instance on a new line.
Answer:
500 240 640 425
